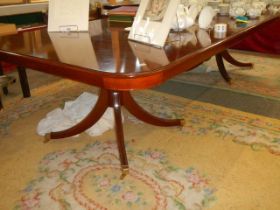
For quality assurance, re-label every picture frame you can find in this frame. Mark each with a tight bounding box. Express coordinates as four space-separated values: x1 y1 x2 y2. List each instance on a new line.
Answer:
128 0 180 47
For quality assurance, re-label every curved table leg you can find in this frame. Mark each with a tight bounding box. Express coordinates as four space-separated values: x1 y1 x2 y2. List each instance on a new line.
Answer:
111 91 129 179
221 50 253 67
44 89 109 142
122 91 184 127
17 66 31 98
0 95 2 110
215 53 231 83
0 64 8 95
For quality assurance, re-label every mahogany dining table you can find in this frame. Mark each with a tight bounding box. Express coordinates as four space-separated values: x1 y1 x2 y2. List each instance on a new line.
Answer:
0 14 279 177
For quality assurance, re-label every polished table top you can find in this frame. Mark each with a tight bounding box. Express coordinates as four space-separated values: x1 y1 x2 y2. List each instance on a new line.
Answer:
0 15 279 90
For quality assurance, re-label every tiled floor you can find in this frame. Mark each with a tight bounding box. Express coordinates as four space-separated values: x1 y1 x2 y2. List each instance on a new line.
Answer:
155 79 280 119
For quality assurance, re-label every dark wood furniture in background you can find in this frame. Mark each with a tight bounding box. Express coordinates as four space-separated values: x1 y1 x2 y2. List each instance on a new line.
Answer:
0 75 16 109
0 2 102 100
233 18 280 54
0 14 279 177
0 1 48 98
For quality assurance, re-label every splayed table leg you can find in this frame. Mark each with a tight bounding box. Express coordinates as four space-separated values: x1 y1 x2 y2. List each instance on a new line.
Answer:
44 89 183 178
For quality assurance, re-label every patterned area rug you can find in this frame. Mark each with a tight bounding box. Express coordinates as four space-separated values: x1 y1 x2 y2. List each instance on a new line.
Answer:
13 141 215 210
1 79 280 210
172 51 280 100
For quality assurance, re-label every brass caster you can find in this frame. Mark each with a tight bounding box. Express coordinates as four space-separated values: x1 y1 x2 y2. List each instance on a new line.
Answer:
43 133 51 143
180 119 185 126
120 166 129 180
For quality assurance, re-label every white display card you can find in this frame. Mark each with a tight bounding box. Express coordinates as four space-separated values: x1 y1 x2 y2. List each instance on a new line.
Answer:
48 0 90 32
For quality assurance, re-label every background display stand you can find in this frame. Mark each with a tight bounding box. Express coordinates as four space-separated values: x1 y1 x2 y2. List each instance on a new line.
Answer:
128 0 180 48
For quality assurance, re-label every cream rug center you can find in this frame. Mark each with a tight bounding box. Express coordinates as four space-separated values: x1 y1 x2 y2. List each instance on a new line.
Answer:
14 141 215 210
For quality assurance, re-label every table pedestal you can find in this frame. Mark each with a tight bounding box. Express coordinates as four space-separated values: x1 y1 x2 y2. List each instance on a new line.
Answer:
45 89 184 178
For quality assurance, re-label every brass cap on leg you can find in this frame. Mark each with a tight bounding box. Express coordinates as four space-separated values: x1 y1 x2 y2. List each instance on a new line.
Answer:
120 165 129 180
43 133 51 143
180 119 185 126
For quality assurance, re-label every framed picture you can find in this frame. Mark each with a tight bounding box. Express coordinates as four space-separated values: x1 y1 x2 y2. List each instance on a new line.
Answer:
128 0 179 47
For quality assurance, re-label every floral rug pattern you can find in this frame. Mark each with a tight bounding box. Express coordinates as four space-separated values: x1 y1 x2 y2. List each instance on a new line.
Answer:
133 91 280 155
1 77 280 210
13 141 216 210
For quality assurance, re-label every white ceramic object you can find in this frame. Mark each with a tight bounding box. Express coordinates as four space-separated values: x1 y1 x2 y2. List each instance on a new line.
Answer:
214 23 227 33
171 3 195 31
174 15 195 30
214 23 227 39
218 3 230 15
198 6 216 29
207 0 221 8
268 4 280 14
188 4 200 20
229 7 246 17
252 1 267 12
247 8 262 18
176 4 188 30
272 0 280 6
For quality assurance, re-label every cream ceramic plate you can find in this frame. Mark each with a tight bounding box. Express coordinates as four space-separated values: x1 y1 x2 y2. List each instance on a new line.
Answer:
198 6 215 29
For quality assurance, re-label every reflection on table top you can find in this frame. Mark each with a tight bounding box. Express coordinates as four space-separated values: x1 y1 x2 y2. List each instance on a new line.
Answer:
0 15 279 90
